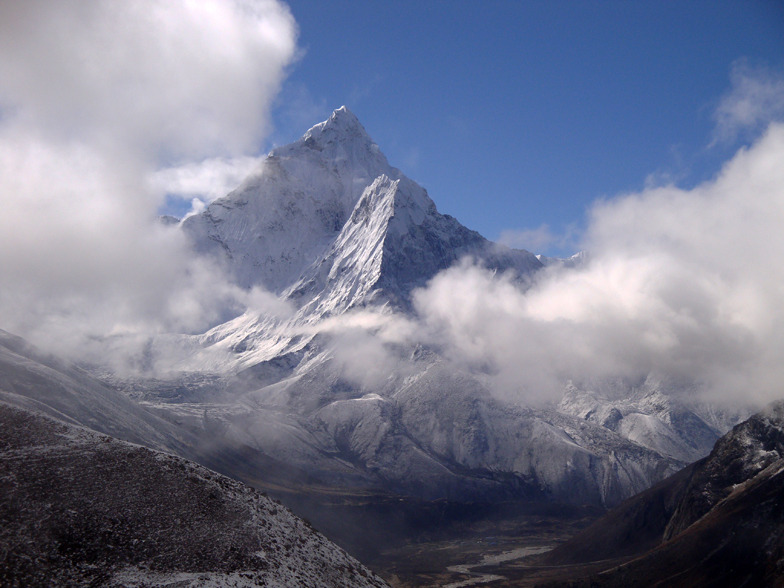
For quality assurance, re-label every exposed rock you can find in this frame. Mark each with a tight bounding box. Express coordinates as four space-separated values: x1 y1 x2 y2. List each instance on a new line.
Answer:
538 400 784 587
0 402 388 588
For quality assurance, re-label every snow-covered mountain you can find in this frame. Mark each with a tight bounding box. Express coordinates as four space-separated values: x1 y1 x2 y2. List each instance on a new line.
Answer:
1 107 752 582
183 106 540 305
558 375 742 464
129 108 743 509
0 329 192 454
182 107 395 293
9 106 735 524
536 250 587 268
184 107 540 316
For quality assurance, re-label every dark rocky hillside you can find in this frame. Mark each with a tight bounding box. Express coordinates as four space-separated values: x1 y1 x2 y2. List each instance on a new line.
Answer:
532 400 784 587
0 402 388 587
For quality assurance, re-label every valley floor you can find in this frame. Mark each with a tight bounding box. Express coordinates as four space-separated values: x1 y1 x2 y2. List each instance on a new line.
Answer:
378 539 635 588
332 502 602 587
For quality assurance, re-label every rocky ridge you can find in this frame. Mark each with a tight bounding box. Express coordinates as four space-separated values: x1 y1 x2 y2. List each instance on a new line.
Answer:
537 400 784 587
0 401 388 587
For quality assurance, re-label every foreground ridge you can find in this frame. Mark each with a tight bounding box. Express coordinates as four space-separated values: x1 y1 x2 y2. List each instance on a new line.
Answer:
0 401 388 588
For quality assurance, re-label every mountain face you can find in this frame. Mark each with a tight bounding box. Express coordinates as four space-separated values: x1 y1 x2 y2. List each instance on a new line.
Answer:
182 107 398 293
663 400 784 539
0 401 388 588
285 172 540 316
183 106 541 316
538 400 784 587
558 376 739 464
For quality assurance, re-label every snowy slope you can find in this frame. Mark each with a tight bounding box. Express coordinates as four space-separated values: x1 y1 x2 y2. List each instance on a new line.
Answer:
182 107 401 292
0 329 194 454
179 350 681 507
535 251 587 268
558 376 748 463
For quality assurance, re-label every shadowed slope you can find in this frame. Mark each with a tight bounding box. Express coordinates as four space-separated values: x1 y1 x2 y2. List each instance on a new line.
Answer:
0 402 388 587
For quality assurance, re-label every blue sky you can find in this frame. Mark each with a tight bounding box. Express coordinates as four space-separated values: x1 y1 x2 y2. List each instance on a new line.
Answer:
269 0 784 256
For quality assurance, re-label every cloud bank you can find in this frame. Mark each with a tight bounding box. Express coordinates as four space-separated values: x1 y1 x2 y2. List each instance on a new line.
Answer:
308 79 784 407
713 60 784 145
0 0 296 158
411 121 784 406
0 0 298 364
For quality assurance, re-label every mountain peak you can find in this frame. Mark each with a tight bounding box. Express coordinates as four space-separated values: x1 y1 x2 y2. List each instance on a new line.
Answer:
183 106 539 303
183 107 396 292
301 105 371 147
330 105 357 123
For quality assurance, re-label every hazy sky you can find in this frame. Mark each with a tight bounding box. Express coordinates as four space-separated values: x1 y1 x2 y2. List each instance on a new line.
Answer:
270 0 784 256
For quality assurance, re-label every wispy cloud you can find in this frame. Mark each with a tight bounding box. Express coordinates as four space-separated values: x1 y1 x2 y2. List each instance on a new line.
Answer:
498 223 578 254
712 60 784 145
315 309 418 389
150 156 263 213
270 81 329 146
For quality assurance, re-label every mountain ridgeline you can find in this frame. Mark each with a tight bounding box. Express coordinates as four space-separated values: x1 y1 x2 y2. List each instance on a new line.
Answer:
533 401 784 586
182 106 541 312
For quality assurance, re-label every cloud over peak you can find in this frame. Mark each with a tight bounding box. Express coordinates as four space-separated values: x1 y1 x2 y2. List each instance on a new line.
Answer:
411 122 784 406
0 0 298 362
0 0 298 159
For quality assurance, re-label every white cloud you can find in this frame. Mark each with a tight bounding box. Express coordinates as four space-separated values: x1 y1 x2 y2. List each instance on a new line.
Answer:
149 156 263 208
0 0 297 158
413 122 784 406
0 0 298 366
311 310 418 389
